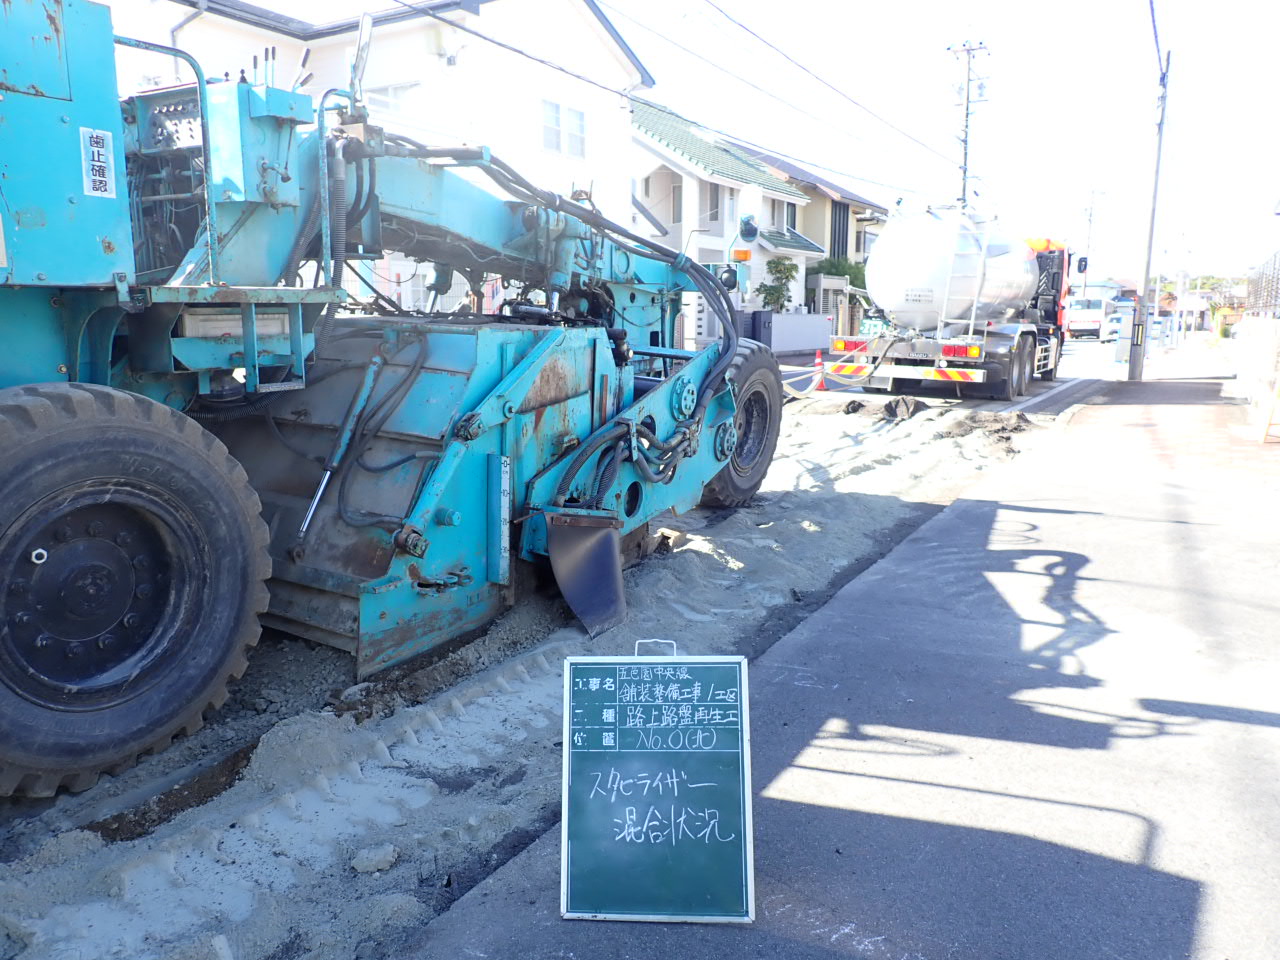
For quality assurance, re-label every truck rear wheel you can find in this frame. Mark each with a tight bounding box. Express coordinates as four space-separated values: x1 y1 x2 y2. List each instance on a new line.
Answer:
700 340 783 508
988 337 1026 402
1016 337 1034 396
0 384 270 797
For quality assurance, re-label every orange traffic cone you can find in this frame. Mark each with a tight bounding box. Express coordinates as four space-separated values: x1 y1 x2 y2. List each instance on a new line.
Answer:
813 349 827 391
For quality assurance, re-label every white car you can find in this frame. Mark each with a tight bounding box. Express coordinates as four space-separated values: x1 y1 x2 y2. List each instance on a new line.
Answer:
1103 310 1132 341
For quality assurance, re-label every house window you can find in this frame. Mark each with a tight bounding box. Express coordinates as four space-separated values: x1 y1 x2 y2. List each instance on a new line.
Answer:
769 198 797 229
672 182 683 224
543 101 560 151
708 182 720 222
566 108 585 158
643 176 651 198
830 201 849 259
543 101 586 157
365 82 422 121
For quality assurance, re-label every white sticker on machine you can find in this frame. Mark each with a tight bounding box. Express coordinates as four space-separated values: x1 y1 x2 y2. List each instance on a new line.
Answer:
80 127 116 198
0 211 7 268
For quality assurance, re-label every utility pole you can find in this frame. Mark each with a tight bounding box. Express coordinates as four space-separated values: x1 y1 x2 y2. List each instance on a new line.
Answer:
1128 50 1171 381
1081 190 1097 302
948 41 987 209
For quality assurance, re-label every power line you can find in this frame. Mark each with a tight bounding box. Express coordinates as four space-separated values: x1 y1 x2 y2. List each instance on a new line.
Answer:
387 0 636 101
1148 0 1164 78
383 0 928 196
597 0 876 153
699 0 957 167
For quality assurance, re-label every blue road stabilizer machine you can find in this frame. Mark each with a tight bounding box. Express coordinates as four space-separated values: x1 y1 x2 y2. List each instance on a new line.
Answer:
0 4 783 795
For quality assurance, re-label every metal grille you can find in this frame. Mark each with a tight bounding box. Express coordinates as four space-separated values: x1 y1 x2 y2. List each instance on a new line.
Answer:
1248 251 1280 312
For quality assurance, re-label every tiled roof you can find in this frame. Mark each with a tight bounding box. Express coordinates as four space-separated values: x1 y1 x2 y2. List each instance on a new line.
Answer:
733 145 886 212
759 227 824 255
631 100 806 200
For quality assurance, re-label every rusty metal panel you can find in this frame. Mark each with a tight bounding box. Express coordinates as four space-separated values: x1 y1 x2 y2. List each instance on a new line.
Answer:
0 0 135 286
0 0 71 101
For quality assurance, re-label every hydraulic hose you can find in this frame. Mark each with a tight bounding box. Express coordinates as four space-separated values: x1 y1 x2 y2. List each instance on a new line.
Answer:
313 139 349 357
552 422 628 507
348 156 377 230
335 334 431 530
589 440 625 509
630 449 677 485
381 139 742 408
349 158 365 227
635 423 685 452
279 187 323 286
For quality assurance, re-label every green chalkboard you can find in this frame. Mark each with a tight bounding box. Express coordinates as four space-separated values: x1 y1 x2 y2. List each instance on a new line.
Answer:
560 656 754 922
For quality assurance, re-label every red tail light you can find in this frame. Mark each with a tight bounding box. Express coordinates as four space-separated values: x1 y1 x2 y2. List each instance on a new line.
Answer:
831 339 868 353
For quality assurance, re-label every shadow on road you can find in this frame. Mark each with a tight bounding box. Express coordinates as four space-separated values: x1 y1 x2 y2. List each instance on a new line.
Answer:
1140 699 1280 728
740 492 1202 958
1088 379 1243 405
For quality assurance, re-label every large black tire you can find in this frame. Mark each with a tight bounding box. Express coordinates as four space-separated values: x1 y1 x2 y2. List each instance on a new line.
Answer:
1015 336 1033 397
699 340 783 508
0 384 270 797
988 336 1023 402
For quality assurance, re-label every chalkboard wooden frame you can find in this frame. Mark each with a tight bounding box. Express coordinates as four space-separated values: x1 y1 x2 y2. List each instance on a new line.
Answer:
560 655 755 923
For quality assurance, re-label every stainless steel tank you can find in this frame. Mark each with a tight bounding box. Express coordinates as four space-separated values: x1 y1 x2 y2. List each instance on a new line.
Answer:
866 208 1038 332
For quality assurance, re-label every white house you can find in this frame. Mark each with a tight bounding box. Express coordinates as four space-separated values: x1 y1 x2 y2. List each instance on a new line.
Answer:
109 0 654 308
629 99 828 348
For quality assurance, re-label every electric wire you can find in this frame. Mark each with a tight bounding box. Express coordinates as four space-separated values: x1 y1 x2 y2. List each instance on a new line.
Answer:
699 0 956 167
382 0 924 197
596 0 848 142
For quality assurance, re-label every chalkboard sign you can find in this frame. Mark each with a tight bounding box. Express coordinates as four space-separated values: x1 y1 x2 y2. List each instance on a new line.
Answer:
560 655 754 922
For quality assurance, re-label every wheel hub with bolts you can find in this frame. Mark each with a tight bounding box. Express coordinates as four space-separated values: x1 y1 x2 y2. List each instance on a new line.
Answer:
714 421 738 461
1 495 179 705
670 377 698 420
0 382 272 798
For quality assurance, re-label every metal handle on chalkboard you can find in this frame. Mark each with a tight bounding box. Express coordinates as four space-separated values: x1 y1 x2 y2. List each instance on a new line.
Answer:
634 638 678 657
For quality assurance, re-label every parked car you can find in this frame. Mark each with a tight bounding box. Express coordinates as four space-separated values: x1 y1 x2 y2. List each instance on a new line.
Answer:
1065 298 1109 339
1103 301 1135 341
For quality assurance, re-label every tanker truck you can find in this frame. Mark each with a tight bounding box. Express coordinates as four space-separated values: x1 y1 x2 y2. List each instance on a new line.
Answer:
828 208 1070 401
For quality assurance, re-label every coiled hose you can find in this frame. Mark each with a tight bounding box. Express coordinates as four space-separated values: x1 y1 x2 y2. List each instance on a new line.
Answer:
552 422 629 507
589 440 625 508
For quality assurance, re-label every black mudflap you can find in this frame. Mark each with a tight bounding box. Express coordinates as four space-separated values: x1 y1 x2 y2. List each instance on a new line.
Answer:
546 513 626 636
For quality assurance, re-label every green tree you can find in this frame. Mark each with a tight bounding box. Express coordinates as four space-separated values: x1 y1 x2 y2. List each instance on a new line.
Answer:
755 257 800 312
807 256 865 290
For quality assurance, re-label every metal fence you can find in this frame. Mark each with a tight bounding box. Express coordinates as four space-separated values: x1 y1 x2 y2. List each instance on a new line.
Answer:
1247 251 1280 312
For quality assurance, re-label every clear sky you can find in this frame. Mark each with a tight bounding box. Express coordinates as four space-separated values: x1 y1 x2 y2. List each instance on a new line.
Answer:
114 0 1278 282
598 0 1279 284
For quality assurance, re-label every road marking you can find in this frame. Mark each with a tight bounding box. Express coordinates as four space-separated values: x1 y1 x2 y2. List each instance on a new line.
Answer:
1007 377 1100 414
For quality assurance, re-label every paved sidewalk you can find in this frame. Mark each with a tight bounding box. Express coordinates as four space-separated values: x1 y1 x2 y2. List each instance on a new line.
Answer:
404 370 1280 960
